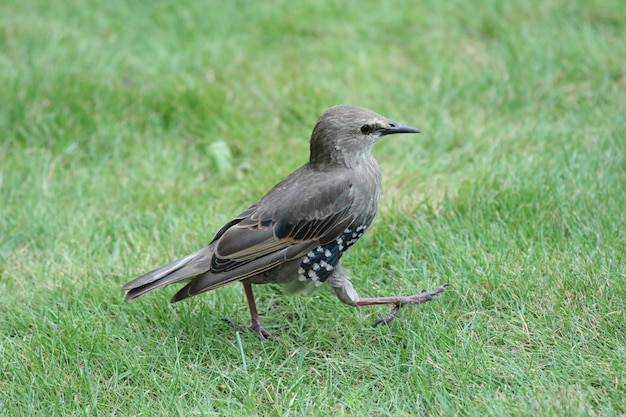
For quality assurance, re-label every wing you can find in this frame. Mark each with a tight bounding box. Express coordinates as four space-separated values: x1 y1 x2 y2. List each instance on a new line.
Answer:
171 167 356 301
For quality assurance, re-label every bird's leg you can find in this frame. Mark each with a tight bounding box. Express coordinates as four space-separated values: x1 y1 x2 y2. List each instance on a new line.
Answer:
354 284 448 327
242 283 269 339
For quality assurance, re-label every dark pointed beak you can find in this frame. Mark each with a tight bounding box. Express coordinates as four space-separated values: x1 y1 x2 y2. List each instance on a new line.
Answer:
380 119 421 136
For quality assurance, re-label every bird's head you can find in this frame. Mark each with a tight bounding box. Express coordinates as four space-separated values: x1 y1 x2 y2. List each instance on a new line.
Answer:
309 105 420 168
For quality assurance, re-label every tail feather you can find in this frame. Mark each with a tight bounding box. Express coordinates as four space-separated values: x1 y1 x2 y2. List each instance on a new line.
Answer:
123 248 212 300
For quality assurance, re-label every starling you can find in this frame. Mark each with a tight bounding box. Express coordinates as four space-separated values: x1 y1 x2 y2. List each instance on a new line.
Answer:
123 105 447 338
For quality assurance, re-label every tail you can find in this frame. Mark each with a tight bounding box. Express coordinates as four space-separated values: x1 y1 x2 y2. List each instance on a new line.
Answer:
122 247 212 300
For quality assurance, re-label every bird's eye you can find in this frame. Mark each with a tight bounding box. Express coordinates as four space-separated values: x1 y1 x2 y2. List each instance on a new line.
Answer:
360 124 373 134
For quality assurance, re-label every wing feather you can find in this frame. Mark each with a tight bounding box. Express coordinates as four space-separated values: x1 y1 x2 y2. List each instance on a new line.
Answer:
172 169 357 300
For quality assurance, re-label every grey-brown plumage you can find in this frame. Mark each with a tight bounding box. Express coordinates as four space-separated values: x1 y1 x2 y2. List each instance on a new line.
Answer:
123 105 446 337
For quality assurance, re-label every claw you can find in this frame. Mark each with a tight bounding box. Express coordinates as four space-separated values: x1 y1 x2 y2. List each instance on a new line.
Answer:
222 317 246 331
371 283 449 327
251 323 270 340
373 304 401 327
222 317 269 339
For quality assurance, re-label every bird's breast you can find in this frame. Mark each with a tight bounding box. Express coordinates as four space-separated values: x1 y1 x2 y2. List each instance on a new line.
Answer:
349 157 382 225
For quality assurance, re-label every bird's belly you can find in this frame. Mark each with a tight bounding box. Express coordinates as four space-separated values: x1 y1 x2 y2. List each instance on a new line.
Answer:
294 224 368 286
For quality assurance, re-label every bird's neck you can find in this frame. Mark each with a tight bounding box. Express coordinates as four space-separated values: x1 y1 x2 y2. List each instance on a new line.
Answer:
310 146 377 171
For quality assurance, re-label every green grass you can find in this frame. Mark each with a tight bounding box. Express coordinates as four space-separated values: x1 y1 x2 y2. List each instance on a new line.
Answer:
1 0 625 415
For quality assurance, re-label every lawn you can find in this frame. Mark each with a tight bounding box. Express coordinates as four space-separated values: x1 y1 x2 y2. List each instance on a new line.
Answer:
1 0 625 415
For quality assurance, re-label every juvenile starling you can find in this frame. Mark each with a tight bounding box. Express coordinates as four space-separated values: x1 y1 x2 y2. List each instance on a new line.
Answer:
123 105 447 337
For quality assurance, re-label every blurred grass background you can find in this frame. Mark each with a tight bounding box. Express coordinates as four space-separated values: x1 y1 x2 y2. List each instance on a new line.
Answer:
1 0 625 415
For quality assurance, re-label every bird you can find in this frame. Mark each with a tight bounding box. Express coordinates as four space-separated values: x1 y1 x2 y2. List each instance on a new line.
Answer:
123 105 447 338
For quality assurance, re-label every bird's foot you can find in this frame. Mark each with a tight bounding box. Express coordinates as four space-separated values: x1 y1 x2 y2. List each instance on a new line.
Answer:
373 304 401 327
221 318 270 339
250 322 270 340
372 283 448 327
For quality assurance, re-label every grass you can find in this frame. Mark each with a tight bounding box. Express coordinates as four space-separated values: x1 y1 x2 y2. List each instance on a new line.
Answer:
1 0 625 415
